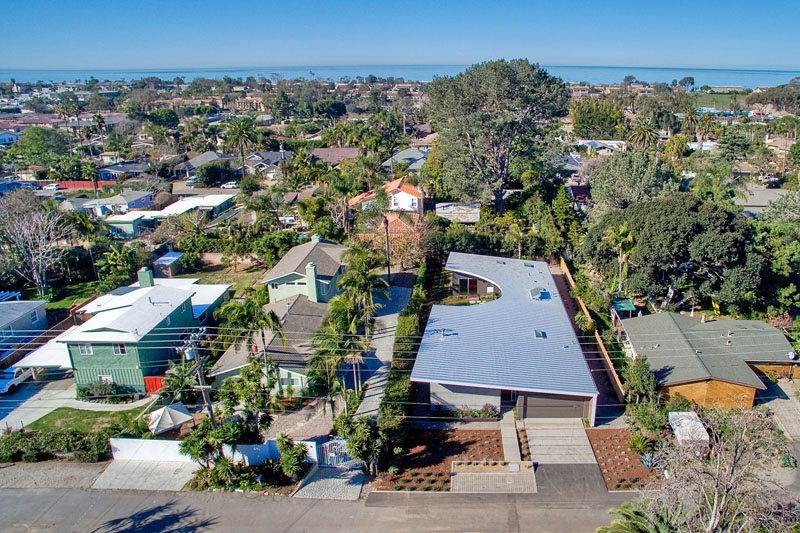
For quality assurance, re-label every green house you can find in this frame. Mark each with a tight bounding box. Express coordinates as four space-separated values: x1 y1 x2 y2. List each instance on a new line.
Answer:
61 268 230 394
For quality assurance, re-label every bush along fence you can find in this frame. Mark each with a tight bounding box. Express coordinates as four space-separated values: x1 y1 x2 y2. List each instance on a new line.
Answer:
559 255 626 402
376 260 427 471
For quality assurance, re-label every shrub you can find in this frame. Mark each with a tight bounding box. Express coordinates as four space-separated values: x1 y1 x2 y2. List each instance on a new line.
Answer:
276 433 308 480
640 452 658 472
628 432 654 455
665 394 693 413
626 402 668 436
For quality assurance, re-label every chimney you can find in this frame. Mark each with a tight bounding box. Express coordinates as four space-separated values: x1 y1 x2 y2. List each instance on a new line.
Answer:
138 267 154 288
306 262 319 302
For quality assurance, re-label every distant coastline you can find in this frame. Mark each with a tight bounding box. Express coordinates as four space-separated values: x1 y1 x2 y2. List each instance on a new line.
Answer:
2 65 800 88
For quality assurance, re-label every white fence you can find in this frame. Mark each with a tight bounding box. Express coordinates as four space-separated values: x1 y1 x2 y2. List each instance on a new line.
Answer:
110 437 321 466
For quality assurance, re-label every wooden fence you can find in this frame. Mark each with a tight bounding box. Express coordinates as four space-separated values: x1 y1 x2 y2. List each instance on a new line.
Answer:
0 315 76 370
558 256 626 402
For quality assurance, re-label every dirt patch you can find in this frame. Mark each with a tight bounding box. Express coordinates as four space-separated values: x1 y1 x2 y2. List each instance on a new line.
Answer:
375 429 503 491
0 460 106 489
586 428 660 491
517 429 531 461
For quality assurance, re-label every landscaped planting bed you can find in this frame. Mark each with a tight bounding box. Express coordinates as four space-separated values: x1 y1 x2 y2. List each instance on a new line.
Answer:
517 428 531 461
375 429 503 491
586 428 659 491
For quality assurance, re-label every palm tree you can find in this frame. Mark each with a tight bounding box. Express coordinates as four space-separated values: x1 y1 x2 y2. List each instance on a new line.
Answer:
628 118 659 150
225 116 257 181
81 160 100 199
697 113 716 148
681 107 699 140
160 360 199 404
601 222 634 295
312 323 369 393
338 244 390 336
91 113 105 135
353 152 383 190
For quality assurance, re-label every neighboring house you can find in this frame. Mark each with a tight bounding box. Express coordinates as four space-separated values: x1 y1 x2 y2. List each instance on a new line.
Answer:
173 151 234 179
311 147 359 167
210 235 348 389
262 235 348 304
734 183 790 217
136 194 236 222
576 139 627 156
0 130 21 146
410 132 438 150
410 252 600 424
207 294 328 389
243 150 293 178
349 176 423 215
98 161 150 181
435 202 480 224
61 268 230 393
83 189 155 216
0 301 48 358
381 148 429 172
619 313 798 409
58 196 93 214
106 212 146 237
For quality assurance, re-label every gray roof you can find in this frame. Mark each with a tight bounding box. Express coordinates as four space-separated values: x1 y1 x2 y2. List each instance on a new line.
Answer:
245 151 294 167
263 237 347 283
734 184 790 216
176 151 230 171
100 161 149 174
0 301 45 329
311 147 359 165
621 313 797 389
208 294 328 377
435 202 481 223
83 189 151 208
410 253 599 398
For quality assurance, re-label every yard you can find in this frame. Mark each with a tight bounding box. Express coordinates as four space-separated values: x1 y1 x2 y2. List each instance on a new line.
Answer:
375 429 504 491
586 427 659 491
21 280 99 312
174 265 263 298
27 407 144 433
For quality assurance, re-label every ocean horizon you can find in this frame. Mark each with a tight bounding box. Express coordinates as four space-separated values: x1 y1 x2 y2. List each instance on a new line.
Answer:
2 65 800 88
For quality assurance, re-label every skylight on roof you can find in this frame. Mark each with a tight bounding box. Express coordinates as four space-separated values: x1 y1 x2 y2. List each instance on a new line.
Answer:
534 329 546 339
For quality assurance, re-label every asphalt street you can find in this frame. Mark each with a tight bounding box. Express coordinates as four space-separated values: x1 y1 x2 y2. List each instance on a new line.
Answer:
0 487 629 532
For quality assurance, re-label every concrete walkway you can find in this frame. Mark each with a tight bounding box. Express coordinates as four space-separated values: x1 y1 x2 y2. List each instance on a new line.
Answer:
293 467 364 500
758 380 800 439
451 471 536 494
525 419 597 465
499 410 521 462
355 286 411 417
0 378 153 430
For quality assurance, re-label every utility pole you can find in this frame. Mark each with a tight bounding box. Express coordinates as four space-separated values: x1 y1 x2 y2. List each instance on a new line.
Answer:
383 214 391 285
179 328 216 429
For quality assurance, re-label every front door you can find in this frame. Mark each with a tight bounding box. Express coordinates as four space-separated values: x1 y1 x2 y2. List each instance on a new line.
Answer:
468 278 478 295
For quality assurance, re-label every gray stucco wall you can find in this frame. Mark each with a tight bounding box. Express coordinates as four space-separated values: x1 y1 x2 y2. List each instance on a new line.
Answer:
429 383 501 411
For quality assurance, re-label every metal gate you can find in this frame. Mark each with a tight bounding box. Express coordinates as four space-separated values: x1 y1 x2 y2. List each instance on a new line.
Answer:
317 439 357 468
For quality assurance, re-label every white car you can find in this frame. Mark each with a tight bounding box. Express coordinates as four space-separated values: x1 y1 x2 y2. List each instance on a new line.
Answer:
220 181 239 189
43 183 60 190
0 367 33 394
184 177 199 187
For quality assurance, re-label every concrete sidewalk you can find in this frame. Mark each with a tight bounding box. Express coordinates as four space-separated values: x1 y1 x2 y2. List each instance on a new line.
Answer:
500 410 521 462
355 286 411 417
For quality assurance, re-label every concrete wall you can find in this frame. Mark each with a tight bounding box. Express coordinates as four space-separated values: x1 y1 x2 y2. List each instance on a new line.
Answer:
429 383 501 411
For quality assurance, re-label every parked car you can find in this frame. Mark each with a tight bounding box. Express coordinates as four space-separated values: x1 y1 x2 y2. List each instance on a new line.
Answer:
0 367 33 394
43 183 60 190
184 177 199 187
220 181 238 189
17 182 39 190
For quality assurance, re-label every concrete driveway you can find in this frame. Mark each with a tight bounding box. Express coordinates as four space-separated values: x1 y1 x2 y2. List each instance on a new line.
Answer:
525 418 597 464
758 380 800 439
92 460 197 491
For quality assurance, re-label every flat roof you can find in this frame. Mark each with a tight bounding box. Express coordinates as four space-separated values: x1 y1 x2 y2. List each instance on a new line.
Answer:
107 212 145 222
154 252 184 265
410 252 599 399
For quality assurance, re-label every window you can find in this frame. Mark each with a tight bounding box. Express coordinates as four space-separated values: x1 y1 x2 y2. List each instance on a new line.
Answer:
320 283 328 295
411 198 417 207
269 283 278 289
458 279 468 293
113 344 127 355
180 303 186 313
392 197 399 207
77 344 92 355
534 330 546 339
30 311 38 323
165 316 171 327
97 375 113 384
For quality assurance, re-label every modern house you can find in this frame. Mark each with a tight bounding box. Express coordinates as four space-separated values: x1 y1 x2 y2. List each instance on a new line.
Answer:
106 212 147 237
381 148 429 172
619 313 798 409
98 161 150 181
262 235 348 304
348 176 423 215
209 236 348 390
60 269 231 393
83 189 154 216
136 194 236 222
410 252 599 424
0 300 48 359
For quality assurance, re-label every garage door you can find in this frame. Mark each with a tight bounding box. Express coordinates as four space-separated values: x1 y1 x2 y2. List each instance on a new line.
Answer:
517 392 589 419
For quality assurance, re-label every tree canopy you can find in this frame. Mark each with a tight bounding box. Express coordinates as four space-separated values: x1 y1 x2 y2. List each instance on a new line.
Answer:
588 148 679 212
427 59 569 212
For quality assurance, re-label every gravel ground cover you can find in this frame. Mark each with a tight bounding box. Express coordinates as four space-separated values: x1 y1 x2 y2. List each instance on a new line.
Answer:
586 428 659 490
0 460 106 489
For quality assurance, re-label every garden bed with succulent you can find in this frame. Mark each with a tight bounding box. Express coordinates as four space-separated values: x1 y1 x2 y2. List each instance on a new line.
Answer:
586 428 660 491
429 404 499 421
374 429 503 491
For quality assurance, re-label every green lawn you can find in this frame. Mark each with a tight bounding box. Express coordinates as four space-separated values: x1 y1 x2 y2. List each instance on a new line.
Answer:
27 406 144 433
174 266 264 298
694 93 737 110
21 281 99 311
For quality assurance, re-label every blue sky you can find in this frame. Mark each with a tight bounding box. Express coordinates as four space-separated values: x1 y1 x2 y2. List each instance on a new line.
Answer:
4 0 800 70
